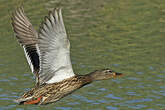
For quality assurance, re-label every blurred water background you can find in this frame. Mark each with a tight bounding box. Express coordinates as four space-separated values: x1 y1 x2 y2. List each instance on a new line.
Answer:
0 0 165 110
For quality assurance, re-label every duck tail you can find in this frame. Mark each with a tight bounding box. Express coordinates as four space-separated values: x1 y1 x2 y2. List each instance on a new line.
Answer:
14 96 42 105
14 96 33 104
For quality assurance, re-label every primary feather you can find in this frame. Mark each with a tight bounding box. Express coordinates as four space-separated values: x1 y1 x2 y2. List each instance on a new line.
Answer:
11 7 40 77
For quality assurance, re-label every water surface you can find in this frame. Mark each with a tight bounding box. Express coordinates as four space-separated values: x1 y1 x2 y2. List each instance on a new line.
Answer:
0 0 165 110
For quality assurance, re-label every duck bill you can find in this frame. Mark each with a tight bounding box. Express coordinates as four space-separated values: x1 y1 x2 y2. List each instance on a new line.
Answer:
112 72 123 77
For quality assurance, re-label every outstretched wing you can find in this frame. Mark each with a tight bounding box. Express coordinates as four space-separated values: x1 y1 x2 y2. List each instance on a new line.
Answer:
11 7 40 77
38 9 75 84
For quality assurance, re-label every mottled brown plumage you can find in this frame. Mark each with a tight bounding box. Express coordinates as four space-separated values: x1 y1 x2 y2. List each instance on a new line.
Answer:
16 70 123 105
11 7 123 105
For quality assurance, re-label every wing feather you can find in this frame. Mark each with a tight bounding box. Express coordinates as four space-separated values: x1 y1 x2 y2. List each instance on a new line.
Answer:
11 7 40 78
38 9 75 84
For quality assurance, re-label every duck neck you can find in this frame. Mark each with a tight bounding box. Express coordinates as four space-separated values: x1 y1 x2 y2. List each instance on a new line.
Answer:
78 74 93 86
85 71 102 81
79 71 102 85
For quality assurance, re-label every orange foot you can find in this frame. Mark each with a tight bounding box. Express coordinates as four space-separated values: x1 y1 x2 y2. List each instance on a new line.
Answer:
24 96 42 105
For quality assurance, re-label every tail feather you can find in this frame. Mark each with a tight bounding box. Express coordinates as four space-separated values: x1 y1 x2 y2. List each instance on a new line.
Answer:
14 96 33 103
14 96 42 105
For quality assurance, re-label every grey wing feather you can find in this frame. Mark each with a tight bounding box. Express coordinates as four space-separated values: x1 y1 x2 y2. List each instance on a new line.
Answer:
11 7 40 77
38 9 75 84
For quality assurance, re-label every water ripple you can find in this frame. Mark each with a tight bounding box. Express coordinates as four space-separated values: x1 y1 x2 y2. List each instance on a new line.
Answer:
72 94 95 103
127 77 141 81
67 102 80 105
106 106 118 110
105 94 123 100
55 107 72 110
136 71 144 75
98 88 107 91
128 104 147 109
127 91 141 96
125 98 152 104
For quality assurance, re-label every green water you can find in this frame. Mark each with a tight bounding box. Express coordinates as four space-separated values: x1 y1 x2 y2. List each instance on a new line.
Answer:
0 0 165 110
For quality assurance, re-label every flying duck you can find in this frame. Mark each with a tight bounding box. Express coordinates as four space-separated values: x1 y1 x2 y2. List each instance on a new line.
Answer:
11 7 123 105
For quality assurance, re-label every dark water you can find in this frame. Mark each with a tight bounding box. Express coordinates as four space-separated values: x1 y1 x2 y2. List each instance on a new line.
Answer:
0 0 165 110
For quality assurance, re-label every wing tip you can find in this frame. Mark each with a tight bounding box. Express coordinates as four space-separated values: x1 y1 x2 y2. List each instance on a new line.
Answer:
11 6 25 26
39 7 64 34
49 7 63 21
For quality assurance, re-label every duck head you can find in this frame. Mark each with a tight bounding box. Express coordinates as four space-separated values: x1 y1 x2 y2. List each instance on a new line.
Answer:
89 68 123 81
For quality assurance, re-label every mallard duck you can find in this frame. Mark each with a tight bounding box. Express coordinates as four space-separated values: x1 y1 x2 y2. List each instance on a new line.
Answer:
11 7 123 105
